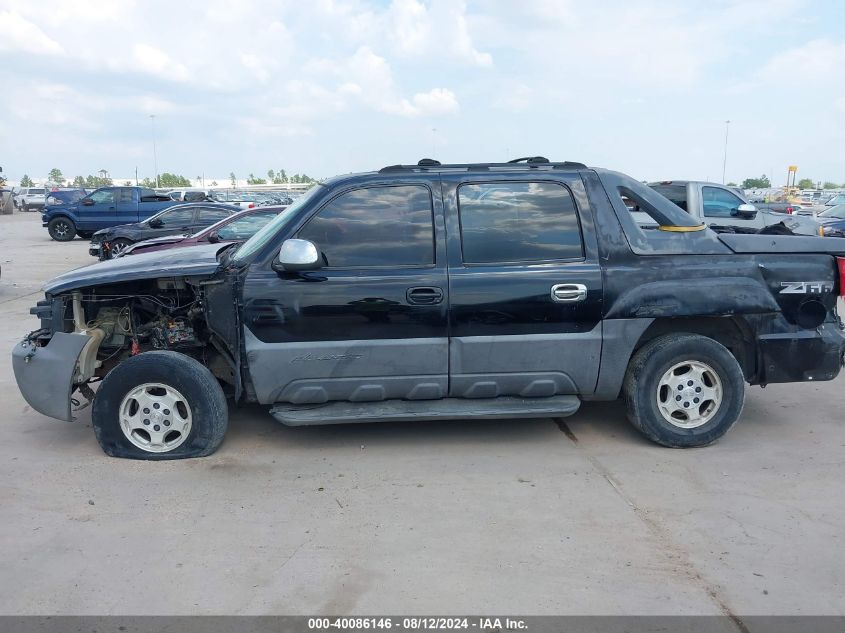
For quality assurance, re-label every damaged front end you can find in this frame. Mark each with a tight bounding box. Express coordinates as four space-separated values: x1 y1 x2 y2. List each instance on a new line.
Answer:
12 273 240 422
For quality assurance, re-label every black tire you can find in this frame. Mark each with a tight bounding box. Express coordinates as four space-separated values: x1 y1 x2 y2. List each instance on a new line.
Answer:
108 237 132 257
623 333 745 448
47 216 77 241
92 351 228 460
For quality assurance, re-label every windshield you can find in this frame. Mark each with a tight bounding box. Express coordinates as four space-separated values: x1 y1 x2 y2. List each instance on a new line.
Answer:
232 185 322 262
819 204 845 219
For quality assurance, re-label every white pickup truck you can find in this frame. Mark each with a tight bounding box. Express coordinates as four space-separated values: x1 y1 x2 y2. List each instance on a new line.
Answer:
646 181 820 235
14 187 47 212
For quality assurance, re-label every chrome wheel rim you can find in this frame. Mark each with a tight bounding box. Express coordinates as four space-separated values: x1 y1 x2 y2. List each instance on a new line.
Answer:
110 241 129 256
656 360 722 429
119 383 193 453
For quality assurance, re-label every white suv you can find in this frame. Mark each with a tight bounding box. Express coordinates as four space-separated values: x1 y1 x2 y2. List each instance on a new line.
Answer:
14 187 47 211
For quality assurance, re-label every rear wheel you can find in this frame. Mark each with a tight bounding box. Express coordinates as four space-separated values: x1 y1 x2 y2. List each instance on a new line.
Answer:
48 217 76 241
623 333 745 447
92 351 228 460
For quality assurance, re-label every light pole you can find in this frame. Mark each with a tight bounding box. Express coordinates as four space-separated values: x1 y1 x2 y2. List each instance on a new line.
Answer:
149 114 159 188
721 120 730 184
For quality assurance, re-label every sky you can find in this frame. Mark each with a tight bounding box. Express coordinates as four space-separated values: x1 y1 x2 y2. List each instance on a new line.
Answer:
1 0 844 186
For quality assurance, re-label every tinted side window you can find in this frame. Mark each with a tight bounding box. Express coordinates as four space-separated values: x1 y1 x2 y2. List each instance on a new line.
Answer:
217 214 276 240
115 188 134 204
156 208 195 226
457 182 583 263
196 207 232 224
298 185 434 268
702 187 743 218
650 184 689 212
90 189 114 204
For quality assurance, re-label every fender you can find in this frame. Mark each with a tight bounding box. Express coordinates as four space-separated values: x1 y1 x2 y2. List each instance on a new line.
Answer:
605 277 779 319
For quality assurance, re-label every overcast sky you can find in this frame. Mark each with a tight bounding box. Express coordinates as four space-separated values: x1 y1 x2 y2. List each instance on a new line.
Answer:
1 0 843 185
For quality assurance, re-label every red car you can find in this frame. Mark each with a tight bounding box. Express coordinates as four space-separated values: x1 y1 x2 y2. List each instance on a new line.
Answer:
121 206 285 257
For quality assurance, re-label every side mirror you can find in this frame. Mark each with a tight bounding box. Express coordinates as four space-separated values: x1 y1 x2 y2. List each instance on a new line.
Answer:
81 198 94 206
276 238 321 271
207 230 220 243
734 203 757 219
149 218 164 228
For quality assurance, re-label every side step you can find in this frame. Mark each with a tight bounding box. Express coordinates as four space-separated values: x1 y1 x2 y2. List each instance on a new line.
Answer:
270 395 581 427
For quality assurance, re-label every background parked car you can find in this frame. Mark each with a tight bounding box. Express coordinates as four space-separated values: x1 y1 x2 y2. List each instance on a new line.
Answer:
14 187 46 211
43 186 178 241
122 206 286 257
167 189 214 202
89 203 241 259
816 204 845 237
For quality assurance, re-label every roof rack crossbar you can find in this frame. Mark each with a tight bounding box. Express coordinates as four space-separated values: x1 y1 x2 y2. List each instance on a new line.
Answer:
378 159 586 173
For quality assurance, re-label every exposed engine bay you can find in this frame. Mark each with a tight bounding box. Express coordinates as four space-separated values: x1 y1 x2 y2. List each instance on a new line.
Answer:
26 276 237 406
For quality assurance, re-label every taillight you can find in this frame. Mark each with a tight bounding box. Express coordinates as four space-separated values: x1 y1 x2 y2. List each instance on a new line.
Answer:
837 257 845 297
248 203 255 208
786 206 793 214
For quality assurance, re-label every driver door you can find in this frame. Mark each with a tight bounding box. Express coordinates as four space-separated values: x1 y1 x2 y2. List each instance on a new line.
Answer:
77 189 117 230
241 180 449 406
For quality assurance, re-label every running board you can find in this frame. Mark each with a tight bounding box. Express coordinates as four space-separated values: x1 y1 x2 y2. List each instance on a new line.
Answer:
270 395 581 427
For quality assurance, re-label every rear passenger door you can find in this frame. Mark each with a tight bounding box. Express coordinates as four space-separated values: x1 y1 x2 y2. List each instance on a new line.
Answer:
442 174 603 397
114 187 138 224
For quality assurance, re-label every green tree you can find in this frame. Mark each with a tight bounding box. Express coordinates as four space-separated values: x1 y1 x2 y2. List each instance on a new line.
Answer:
246 173 267 185
267 169 276 182
741 175 771 189
230 172 237 187
140 177 157 188
726 181 738 187
72 176 86 188
20 174 34 187
48 168 64 185
823 182 839 189
123 181 132 186
797 178 815 189
278 169 287 183
157 173 192 187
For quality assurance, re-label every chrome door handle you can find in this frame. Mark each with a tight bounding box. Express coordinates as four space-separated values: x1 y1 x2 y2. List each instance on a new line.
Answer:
551 283 587 303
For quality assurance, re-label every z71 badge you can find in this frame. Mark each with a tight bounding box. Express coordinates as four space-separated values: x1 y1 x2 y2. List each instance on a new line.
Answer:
780 281 834 294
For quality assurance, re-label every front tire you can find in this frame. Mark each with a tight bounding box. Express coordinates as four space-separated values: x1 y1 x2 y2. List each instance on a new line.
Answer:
108 237 132 257
92 351 228 460
623 333 745 448
48 217 77 241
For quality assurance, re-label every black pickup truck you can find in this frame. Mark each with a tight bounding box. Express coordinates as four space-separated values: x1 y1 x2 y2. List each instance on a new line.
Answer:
12 158 845 460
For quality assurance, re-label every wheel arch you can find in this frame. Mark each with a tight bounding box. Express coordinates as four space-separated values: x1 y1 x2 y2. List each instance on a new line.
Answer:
633 316 757 381
590 316 758 400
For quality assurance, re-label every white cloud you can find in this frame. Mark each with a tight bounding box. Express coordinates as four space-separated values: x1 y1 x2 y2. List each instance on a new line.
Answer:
0 10 64 55
388 0 492 66
132 44 189 81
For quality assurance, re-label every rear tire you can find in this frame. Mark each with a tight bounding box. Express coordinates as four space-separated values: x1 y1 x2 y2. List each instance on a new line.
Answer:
623 333 745 448
92 351 228 460
48 217 77 241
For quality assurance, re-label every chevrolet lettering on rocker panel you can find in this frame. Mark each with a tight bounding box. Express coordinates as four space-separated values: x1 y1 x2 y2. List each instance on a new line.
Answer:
12 157 845 460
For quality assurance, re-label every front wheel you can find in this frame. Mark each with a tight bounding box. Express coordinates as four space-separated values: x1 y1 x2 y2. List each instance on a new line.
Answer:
108 238 132 257
623 333 745 448
47 217 77 241
92 351 228 460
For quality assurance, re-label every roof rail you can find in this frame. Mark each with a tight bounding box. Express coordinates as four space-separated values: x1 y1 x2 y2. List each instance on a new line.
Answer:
378 158 586 173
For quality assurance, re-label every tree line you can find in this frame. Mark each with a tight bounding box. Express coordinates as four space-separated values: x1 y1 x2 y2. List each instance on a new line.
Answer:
18 168 318 189
737 174 845 190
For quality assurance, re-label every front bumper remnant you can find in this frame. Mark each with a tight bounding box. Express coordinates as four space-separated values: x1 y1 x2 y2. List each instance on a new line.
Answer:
12 333 91 421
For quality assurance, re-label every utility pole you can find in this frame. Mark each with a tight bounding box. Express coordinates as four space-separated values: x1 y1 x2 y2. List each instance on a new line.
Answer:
721 120 730 184
149 114 159 188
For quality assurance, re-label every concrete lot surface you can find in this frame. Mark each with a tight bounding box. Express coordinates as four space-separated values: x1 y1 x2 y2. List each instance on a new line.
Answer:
0 212 843 618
